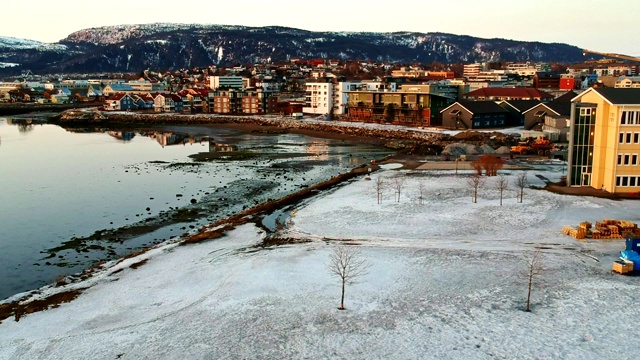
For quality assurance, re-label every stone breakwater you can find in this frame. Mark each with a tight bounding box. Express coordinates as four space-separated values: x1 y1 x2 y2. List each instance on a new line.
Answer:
56 109 453 144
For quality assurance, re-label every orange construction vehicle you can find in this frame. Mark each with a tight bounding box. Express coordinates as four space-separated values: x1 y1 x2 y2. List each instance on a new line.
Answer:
510 138 554 156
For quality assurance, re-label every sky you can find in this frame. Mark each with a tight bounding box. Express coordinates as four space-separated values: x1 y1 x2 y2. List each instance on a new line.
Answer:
1 0 638 55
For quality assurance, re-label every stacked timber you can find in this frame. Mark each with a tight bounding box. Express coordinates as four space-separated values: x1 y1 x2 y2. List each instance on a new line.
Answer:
566 219 639 240
562 226 586 240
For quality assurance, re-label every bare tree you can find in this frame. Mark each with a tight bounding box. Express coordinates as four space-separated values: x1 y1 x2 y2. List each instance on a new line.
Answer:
523 250 545 312
496 174 509 206
391 176 405 203
328 245 370 310
415 180 427 205
466 174 485 203
516 172 528 203
374 176 385 204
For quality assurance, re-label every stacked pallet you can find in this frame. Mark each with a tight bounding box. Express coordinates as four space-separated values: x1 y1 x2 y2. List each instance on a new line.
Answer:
562 226 586 240
564 219 639 240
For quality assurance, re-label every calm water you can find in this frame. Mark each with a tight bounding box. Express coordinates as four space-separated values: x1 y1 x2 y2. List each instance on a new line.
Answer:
0 116 391 300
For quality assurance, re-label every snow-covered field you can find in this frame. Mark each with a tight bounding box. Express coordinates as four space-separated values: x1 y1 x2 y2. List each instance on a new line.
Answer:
1 166 639 360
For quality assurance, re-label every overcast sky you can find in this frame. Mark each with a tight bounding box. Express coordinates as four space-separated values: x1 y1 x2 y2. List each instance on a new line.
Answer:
2 0 638 55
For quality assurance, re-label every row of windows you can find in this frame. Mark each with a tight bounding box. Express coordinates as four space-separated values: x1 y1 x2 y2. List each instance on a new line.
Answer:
616 176 640 187
621 111 640 125
472 119 506 127
619 132 640 144
617 153 639 166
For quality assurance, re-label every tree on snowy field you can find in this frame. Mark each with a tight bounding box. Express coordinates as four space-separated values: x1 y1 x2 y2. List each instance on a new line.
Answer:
516 172 528 203
374 176 385 204
467 174 485 203
496 174 509 206
523 250 545 312
415 180 427 205
328 245 370 310
391 176 405 203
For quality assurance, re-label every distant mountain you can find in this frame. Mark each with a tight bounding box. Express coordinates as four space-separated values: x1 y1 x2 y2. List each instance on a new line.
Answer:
0 23 586 75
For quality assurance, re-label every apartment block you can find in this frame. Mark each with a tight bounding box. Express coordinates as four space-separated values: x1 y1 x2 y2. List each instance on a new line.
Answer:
568 88 640 193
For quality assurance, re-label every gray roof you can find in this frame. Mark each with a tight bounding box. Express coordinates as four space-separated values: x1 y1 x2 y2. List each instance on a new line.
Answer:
456 100 509 115
500 100 541 112
546 101 571 116
594 88 640 105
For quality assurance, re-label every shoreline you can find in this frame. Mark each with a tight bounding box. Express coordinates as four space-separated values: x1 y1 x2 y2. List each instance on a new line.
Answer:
0 143 393 321
54 109 455 145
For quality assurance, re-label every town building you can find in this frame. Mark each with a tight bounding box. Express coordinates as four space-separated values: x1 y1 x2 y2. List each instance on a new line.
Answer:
567 88 640 193
208 76 245 90
463 87 554 102
303 81 333 116
615 76 640 88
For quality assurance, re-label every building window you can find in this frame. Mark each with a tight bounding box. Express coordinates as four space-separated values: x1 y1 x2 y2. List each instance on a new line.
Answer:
632 177 638 187
627 132 633 143
624 154 631 165
620 133 625 143
634 154 639 166
623 177 629 186
618 154 623 165
635 133 640 143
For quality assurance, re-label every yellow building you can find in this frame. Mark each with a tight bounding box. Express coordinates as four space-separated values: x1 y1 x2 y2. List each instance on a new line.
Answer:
569 88 640 193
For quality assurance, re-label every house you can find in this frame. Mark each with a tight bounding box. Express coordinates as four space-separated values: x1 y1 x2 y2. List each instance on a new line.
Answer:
87 84 103 98
498 100 541 127
567 88 640 193
133 94 154 109
615 76 640 88
463 87 554 102
153 93 183 112
103 84 135 96
520 94 574 131
440 101 509 129
104 93 136 111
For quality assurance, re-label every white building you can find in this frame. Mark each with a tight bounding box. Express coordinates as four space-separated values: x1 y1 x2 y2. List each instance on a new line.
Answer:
303 82 333 115
505 63 537 77
209 76 245 90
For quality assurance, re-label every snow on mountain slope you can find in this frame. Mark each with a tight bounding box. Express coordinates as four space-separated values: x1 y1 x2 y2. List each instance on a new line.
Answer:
0 36 66 51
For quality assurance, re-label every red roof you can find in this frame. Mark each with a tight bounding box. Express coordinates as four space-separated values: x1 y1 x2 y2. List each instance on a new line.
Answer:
107 92 128 101
465 87 553 99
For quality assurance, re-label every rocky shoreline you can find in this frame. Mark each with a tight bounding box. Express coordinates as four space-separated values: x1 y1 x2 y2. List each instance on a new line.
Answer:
55 109 520 152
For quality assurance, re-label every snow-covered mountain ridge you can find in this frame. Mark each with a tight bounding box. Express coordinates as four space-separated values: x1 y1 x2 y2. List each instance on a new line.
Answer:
0 23 585 75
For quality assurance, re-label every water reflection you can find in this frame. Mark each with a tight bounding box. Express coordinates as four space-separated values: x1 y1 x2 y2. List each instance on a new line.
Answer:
209 142 238 152
145 132 208 148
107 131 136 141
6 118 45 133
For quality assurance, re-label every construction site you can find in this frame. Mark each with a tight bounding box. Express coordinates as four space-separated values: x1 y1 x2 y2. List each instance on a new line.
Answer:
562 219 640 275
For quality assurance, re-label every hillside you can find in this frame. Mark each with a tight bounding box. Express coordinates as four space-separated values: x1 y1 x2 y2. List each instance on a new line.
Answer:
0 23 585 75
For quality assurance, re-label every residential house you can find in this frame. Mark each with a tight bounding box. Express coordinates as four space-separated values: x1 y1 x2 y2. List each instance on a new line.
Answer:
104 93 136 111
103 84 135 96
615 76 640 88
87 84 103 98
497 100 541 127
440 101 509 129
520 94 573 131
567 88 640 193
133 94 154 110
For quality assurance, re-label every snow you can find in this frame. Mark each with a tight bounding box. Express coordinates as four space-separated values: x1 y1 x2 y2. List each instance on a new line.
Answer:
1 165 639 360
0 36 66 51
0 62 19 68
